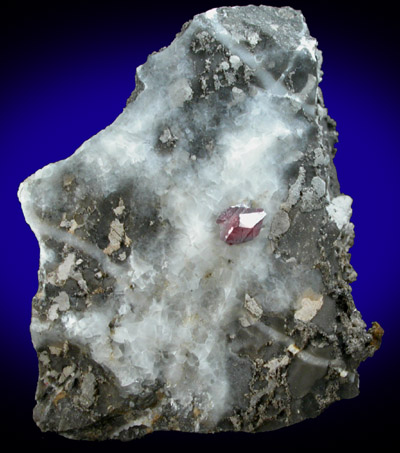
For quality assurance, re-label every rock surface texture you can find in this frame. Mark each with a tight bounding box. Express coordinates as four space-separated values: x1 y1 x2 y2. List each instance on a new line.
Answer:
19 5 382 440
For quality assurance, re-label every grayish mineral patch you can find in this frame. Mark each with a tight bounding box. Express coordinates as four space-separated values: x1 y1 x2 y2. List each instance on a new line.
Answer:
18 5 382 440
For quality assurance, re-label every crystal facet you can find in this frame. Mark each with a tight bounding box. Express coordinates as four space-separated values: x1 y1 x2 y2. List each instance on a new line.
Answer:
217 205 266 244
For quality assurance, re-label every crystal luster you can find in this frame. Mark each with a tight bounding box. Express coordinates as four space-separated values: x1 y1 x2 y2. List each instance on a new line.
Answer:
216 205 266 245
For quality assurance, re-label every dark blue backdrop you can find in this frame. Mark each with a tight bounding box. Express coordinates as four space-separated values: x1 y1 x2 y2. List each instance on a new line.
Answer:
1 0 398 449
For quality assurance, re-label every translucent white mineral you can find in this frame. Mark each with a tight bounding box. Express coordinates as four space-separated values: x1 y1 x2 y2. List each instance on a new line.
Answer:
18 5 381 441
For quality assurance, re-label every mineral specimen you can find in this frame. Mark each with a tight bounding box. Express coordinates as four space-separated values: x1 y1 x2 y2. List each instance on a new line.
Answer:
18 5 382 440
216 205 266 244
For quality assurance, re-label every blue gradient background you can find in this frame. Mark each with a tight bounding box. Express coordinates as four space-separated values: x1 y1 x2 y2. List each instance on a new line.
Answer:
1 0 398 449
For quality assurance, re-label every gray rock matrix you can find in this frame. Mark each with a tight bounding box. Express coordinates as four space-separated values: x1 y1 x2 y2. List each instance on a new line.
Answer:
18 5 382 440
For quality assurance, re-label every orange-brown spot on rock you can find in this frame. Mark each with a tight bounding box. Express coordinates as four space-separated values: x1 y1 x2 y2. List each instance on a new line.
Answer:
369 322 384 350
53 391 67 407
151 413 162 426
156 390 165 401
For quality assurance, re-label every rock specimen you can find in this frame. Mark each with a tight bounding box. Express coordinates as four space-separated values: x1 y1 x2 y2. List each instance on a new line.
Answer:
18 5 382 440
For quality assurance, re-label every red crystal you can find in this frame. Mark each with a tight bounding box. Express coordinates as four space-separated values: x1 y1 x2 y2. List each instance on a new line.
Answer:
216 205 266 245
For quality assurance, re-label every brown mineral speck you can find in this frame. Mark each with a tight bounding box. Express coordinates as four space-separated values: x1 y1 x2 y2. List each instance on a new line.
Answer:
369 322 384 350
53 391 67 407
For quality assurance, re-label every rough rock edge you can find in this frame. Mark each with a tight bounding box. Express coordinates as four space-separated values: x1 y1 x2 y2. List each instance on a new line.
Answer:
24 5 383 441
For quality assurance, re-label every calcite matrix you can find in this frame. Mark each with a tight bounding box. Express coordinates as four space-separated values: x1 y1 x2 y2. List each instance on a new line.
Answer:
19 5 382 440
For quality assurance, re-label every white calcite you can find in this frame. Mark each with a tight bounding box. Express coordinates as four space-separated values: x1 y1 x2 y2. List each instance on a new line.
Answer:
326 195 353 230
18 5 381 441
